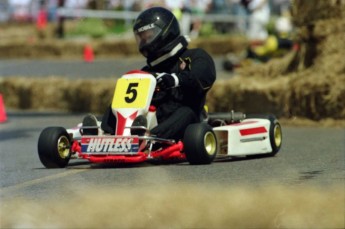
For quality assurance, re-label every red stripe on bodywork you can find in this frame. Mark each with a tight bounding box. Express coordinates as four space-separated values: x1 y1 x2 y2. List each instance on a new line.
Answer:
239 127 267 136
125 70 148 75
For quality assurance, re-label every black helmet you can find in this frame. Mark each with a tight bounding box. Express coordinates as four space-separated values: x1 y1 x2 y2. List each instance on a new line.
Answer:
133 7 180 58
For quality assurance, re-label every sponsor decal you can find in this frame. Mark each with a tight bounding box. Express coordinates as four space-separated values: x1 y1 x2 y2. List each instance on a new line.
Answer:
138 23 155 32
239 127 267 136
81 137 139 154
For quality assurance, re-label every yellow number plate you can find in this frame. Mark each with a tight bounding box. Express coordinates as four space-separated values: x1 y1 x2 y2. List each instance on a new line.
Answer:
112 78 151 109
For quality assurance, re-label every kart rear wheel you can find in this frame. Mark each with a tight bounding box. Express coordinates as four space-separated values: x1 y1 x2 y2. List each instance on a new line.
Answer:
269 119 282 156
183 123 217 165
37 127 71 168
246 114 282 156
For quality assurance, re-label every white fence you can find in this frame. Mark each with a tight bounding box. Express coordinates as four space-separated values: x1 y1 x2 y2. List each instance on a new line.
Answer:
57 8 140 20
57 8 247 34
57 8 246 23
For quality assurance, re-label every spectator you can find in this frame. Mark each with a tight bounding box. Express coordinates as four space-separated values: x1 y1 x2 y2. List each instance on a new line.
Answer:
247 8 294 61
241 0 270 42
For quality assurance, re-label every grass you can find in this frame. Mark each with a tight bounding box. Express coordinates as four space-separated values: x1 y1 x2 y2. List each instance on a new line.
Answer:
66 18 130 39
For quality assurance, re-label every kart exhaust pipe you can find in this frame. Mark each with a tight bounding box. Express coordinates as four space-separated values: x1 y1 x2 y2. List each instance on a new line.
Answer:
208 110 246 125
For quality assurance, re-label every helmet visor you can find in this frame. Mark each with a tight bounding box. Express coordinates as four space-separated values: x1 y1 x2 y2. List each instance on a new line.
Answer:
134 25 162 51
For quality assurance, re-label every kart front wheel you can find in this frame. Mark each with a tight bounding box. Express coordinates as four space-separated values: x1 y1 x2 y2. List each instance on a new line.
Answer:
37 127 71 168
183 123 218 165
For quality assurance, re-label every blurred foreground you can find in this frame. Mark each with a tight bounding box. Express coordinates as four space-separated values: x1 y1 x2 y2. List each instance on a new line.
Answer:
2 184 344 228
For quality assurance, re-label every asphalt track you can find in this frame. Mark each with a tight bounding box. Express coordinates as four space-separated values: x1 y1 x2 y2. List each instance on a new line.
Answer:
0 112 344 199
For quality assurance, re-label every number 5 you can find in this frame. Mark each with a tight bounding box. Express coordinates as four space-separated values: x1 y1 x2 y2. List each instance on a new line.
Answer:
125 83 138 103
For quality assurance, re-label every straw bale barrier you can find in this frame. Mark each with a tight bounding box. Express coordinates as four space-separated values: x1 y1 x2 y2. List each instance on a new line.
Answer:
0 36 247 59
1 69 344 120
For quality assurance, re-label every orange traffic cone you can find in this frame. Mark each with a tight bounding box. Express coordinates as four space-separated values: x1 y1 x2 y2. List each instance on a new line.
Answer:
83 44 94 63
0 94 7 123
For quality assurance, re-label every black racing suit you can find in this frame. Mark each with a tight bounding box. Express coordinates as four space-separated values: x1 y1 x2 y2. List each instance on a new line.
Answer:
101 48 216 141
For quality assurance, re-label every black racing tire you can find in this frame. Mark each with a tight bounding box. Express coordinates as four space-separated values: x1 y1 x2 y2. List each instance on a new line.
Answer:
246 114 282 156
183 123 218 165
269 119 282 156
37 127 71 168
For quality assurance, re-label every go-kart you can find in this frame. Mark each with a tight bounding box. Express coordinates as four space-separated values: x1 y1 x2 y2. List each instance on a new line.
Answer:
37 70 282 168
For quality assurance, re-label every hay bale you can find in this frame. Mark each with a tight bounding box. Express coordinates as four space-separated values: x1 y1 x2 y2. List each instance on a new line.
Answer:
1 71 344 120
0 77 115 113
207 77 288 116
63 79 114 112
0 40 84 59
284 72 345 120
0 35 248 59
190 36 248 55
207 68 345 120
291 0 345 26
96 40 138 57
0 77 70 111
0 77 32 109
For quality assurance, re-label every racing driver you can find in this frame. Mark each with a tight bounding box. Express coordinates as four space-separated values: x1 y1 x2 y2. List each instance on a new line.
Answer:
84 6 216 142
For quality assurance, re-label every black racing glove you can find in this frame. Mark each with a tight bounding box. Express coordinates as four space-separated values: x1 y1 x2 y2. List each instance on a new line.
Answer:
156 73 180 90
